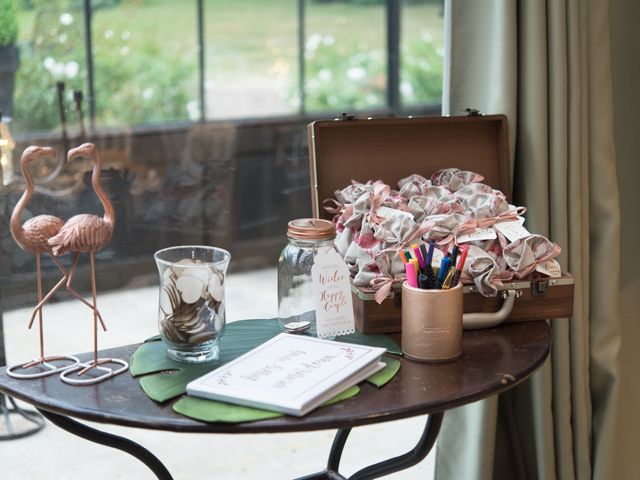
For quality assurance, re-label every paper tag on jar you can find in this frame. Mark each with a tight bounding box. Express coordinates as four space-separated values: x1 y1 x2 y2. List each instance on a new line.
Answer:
312 246 355 338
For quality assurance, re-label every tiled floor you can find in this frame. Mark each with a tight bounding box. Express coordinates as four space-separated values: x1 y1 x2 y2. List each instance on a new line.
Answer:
1 268 435 479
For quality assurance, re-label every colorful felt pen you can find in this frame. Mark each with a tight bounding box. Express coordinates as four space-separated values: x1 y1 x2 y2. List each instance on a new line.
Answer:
409 258 419 282
451 246 469 288
418 271 430 289
450 245 460 269
412 243 425 269
424 241 437 288
435 256 451 289
425 241 435 265
405 261 418 288
419 243 428 266
399 250 409 264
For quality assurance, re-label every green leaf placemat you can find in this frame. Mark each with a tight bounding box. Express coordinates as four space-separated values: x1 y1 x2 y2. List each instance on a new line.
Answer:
172 385 361 423
131 318 402 421
131 319 282 402
367 356 401 388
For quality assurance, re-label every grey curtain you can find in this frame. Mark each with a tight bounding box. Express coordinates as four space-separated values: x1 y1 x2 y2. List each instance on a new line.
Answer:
436 0 633 479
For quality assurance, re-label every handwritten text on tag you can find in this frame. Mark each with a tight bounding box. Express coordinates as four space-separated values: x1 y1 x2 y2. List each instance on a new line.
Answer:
375 206 414 220
536 259 562 278
456 227 497 244
312 246 355 338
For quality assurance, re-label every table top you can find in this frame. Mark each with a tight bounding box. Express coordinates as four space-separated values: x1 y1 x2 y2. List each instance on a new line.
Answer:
0 321 550 434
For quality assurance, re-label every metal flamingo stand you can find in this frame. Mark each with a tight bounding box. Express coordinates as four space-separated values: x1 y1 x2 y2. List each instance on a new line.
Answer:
0 116 45 439
5 147 80 379
52 143 128 386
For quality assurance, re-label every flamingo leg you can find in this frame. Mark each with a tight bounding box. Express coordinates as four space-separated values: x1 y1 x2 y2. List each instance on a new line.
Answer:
28 278 67 329
18 255 80 375
65 253 107 332
28 254 74 329
91 252 98 367
36 254 44 358
79 252 101 375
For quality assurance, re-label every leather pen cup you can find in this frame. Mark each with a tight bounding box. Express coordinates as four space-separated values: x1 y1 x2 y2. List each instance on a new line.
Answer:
401 282 463 362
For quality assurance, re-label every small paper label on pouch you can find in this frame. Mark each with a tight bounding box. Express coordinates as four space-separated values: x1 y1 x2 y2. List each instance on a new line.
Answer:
431 247 445 267
375 206 414 220
536 259 562 278
312 246 355 338
456 227 497 243
494 220 530 242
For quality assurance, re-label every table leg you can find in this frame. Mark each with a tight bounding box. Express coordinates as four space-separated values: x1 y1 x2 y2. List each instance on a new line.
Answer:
1 307 46 441
0 393 45 441
327 427 352 472
296 412 444 480
37 409 173 480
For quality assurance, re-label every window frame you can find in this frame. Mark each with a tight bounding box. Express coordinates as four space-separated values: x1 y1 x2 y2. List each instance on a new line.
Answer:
70 0 442 134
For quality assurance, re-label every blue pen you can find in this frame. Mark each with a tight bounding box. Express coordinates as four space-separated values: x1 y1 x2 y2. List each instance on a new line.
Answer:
425 241 435 265
434 256 451 289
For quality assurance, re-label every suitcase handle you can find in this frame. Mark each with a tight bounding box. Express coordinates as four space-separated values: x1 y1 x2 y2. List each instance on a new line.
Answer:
463 289 518 330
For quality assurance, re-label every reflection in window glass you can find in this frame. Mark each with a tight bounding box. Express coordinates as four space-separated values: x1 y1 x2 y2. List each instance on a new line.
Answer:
401 0 445 106
12 2 86 135
1 1 444 319
205 0 298 119
305 1 386 112
92 0 199 127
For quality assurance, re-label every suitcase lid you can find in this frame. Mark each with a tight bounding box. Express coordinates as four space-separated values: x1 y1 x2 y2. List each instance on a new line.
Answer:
308 114 511 219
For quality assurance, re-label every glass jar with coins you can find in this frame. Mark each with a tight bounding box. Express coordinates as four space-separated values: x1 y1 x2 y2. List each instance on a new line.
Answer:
154 246 230 363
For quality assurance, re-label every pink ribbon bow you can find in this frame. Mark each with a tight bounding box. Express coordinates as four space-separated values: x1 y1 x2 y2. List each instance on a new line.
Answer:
371 274 407 304
453 207 527 242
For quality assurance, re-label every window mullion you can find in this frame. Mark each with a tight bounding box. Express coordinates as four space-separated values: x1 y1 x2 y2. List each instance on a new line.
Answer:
83 0 96 133
386 0 401 113
298 0 306 115
197 0 206 122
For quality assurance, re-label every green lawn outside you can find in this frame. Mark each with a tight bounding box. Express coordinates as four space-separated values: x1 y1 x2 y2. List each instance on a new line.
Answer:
14 0 443 129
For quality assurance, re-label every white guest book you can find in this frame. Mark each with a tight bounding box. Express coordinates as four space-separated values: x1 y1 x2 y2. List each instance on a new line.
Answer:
186 333 386 417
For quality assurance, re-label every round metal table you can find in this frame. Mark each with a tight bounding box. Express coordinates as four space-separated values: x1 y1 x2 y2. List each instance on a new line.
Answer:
0 321 551 479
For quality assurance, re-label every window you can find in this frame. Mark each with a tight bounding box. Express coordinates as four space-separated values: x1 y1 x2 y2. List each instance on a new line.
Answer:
1 0 444 308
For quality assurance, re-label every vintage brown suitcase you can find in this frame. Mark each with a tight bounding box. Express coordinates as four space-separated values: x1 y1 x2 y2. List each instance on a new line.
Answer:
308 114 574 334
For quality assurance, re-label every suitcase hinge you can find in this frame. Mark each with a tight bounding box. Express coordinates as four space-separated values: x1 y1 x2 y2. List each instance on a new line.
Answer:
531 277 549 297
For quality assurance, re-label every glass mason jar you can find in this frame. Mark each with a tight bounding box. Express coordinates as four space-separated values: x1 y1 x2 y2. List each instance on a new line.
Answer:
154 246 230 363
277 218 337 336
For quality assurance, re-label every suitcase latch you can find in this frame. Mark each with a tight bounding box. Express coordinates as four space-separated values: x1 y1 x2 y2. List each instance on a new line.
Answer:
464 108 482 116
531 278 549 296
336 112 356 121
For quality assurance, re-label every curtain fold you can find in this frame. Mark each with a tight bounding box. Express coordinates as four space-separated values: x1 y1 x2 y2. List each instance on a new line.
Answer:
436 0 625 478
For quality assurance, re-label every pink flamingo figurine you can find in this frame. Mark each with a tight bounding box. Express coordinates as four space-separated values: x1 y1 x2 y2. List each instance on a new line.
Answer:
7 146 79 378
48 143 128 385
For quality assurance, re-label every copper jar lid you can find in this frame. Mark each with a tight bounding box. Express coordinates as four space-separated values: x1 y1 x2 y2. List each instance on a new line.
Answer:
287 218 336 240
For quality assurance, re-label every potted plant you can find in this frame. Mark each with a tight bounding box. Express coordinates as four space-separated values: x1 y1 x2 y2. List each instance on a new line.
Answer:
0 0 19 118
